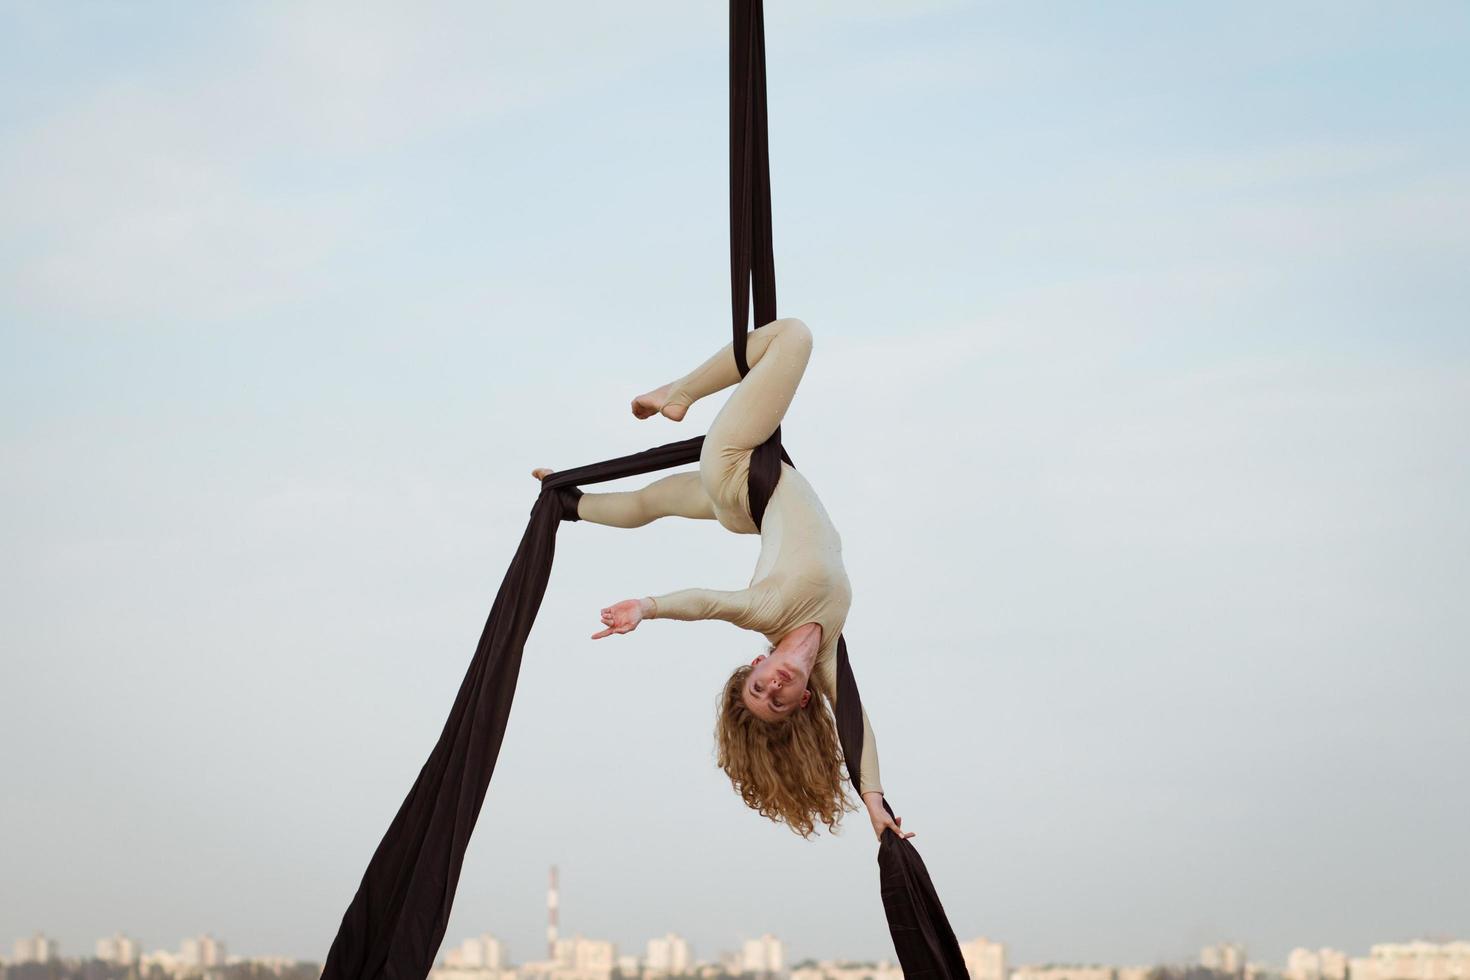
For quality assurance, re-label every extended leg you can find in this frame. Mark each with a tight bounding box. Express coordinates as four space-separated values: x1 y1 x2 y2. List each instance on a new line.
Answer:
575 471 715 527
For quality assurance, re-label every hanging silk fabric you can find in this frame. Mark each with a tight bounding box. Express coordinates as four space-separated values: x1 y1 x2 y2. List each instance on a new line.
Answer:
320 3 968 978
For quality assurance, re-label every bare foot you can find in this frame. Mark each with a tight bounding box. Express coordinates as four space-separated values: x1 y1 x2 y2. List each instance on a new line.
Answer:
631 383 688 422
531 467 555 480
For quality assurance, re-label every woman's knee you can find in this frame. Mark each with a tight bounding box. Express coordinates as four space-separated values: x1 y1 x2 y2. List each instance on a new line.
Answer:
772 316 813 351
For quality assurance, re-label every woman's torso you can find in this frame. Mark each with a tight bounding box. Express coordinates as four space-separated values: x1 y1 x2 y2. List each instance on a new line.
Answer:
706 454 852 687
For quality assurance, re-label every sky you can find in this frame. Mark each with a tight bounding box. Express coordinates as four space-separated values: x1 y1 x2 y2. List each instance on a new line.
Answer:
2 0 1468 970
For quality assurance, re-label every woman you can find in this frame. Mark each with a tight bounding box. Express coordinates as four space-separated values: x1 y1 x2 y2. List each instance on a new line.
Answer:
533 317 912 843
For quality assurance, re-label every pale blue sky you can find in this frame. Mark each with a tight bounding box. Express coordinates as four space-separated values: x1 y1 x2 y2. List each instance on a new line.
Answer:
2 0 1467 970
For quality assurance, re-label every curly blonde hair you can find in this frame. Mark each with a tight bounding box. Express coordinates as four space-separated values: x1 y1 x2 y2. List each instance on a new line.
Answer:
714 662 856 838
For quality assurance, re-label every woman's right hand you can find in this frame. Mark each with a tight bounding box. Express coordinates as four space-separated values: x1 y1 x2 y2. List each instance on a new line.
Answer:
592 598 647 639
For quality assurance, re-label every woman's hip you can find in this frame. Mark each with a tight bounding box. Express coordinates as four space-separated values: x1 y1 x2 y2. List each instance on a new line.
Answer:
699 443 757 531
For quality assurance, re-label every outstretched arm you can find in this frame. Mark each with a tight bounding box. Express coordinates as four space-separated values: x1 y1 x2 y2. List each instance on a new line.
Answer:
591 584 773 640
644 586 765 628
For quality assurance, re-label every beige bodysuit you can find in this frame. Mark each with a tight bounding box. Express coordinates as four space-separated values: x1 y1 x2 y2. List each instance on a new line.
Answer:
575 318 883 797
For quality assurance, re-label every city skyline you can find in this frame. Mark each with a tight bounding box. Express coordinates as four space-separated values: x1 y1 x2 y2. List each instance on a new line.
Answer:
8 929 1469 980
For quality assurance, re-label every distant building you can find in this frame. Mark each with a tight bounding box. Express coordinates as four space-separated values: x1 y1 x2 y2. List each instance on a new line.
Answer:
142 948 183 974
97 933 143 965
180 934 228 968
1011 966 1115 980
717 951 746 976
1351 942 1470 980
647 934 694 975
1202 945 1248 976
788 961 902 980
741 934 785 978
247 956 309 974
13 933 59 965
569 935 617 977
1288 948 1350 980
960 938 1007 980
444 935 506 970
518 935 618 980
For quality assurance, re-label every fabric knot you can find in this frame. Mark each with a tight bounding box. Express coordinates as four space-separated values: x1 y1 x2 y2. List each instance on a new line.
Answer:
554 486 583 522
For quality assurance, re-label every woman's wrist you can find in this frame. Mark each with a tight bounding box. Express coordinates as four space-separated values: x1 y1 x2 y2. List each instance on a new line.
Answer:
640 596 656 618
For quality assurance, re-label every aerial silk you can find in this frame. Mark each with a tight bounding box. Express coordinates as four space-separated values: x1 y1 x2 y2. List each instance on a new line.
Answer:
320 3 968 978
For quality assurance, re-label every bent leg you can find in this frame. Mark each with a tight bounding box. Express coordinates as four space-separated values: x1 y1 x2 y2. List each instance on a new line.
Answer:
664 317 812 429
700 317 812 455
576 471 715 527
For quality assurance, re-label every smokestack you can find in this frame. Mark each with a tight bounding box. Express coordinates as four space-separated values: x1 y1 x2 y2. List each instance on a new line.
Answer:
547 865 559 960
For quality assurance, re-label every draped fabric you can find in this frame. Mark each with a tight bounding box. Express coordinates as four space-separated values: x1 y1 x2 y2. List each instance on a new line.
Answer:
321 3 968 977
729 7 966 972
320 439 703 980
833 638 969 979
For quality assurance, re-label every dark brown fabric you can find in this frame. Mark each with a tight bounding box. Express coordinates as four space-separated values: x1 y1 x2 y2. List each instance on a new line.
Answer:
834 639 970 979
322 4 966 976
730 3 966 974
555 486 584 522
729 0 789 531
729 0 778 374
321 438 704 980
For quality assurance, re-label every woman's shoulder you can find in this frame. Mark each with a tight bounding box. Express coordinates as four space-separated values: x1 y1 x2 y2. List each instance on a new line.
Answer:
740 575 792 627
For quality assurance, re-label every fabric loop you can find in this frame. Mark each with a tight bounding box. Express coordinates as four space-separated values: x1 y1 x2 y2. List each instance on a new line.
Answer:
553 486 583 522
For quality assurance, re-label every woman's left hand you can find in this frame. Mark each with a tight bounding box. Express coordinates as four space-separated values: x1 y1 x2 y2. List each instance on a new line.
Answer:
863 791 914 842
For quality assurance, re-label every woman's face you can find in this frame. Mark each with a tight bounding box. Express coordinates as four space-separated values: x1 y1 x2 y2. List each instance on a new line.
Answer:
741 631 816 721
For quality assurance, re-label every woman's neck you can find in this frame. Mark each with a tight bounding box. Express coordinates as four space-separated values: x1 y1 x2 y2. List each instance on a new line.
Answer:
784 621 822 674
